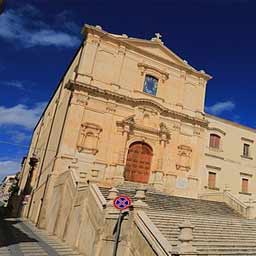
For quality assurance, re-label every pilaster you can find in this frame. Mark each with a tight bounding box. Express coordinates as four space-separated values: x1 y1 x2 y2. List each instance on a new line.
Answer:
76 33 100 84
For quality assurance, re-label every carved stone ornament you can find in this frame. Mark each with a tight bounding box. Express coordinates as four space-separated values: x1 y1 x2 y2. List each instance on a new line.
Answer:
176 145 192 172
72 92 89 107
159 122 170 143
116 115 135 134
137 62 169 82
77 122 102 154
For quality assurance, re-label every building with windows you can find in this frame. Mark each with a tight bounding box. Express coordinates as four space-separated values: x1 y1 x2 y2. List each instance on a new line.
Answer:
16 25 256 255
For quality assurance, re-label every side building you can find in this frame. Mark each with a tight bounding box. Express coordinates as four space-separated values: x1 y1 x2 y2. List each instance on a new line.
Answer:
203 114 256 201
17 24 256 232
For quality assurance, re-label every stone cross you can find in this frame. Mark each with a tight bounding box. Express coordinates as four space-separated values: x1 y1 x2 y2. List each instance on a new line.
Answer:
155 33 162 40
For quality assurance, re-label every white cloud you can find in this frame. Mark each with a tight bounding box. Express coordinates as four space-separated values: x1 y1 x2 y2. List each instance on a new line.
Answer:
0 6 80 48
0 161 20 182
7 131 30 144
205 101 235 115
2 80 25 89
29 30 80 48
0 102 46 129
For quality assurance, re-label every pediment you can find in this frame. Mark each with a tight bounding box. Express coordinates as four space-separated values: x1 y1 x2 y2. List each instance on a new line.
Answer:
83 25 212 80
119 38 195 71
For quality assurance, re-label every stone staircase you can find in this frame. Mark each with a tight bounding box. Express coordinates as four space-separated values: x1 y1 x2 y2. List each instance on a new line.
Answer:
99 182 256 255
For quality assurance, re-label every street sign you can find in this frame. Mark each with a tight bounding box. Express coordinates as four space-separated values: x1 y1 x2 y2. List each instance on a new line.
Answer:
113 195 132 210
112 195 131 256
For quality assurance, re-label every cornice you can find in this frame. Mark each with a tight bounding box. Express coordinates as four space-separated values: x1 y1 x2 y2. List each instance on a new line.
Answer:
206 113 256 133
67 80 209 128
241 137 254 143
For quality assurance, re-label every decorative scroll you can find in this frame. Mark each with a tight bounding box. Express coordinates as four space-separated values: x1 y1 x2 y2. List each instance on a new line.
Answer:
77 122 102 154
176 145 192 172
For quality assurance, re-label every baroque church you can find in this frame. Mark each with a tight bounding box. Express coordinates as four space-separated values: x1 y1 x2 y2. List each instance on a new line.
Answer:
16 25 256 255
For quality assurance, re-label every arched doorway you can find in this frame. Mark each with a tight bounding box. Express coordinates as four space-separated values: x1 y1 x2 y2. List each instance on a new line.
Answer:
124 142 153 183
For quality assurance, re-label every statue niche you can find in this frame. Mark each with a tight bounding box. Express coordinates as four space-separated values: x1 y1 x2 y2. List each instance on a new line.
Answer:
176 145 192 172
77 122 102 154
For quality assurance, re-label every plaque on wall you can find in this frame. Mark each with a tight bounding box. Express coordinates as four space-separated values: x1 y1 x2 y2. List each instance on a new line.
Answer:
176 177 188 189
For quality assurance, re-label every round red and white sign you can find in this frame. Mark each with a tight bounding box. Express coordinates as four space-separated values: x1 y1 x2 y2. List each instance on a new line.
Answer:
113 195 132 210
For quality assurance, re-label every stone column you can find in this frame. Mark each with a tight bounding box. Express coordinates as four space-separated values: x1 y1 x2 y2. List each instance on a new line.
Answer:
135 186 147 200
113 124 130 185
118 124 130 165
177 220 197 255
153 126 169 190
111 45 126 90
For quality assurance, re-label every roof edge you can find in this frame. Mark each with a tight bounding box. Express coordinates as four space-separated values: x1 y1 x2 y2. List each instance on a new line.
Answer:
206 113 256 133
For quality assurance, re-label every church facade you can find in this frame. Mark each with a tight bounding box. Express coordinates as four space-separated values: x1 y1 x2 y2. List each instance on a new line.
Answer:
18 24 256 227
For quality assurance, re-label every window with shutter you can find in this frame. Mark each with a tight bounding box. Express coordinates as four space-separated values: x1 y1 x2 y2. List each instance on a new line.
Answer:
242 178 248 193
208 172 216 189
209 134 221 149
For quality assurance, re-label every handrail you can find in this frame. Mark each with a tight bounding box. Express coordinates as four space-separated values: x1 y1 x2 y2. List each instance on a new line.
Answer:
224 191 248 208
135 210 172 256
199 191 250 218
89 184 107 210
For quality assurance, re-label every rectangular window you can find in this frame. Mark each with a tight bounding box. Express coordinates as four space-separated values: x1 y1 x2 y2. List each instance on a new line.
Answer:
242 178 248 193
208 172 216 189
243 144 250 157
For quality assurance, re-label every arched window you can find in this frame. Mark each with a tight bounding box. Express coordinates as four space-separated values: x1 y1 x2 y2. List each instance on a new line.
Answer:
209 134 221 149
143 75 158 96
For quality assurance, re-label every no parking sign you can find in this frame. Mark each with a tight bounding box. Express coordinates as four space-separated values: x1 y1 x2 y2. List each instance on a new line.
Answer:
112 194 132 256
113 195 132 210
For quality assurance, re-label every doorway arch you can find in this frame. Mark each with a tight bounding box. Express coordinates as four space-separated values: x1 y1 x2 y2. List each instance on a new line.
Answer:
124 141 153 183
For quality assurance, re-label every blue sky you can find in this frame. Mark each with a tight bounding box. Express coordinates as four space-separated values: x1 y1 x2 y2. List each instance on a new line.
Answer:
0 0 256 180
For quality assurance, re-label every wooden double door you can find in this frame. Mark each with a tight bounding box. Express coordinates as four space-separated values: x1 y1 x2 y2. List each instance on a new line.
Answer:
124 142 153 183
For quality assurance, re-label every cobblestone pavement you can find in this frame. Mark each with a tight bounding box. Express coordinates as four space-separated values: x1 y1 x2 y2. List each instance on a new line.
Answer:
0 218 83 256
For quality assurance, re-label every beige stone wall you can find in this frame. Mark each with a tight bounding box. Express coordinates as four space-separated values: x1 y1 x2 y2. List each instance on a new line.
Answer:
203 114 256 202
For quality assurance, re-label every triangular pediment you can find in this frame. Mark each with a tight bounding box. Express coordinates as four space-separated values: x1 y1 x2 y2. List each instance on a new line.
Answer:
117 37 196 71
84 25 212 80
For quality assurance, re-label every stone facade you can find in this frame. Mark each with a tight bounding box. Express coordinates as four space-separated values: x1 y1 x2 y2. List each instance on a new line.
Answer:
17 25 256 247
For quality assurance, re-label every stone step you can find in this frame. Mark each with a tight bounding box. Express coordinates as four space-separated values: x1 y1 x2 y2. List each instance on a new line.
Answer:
100 185 256 255
154 225 256 234
147 212 249 223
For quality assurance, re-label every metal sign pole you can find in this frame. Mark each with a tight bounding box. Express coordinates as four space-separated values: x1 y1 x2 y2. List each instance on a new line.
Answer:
112 195 131 256
112 211 123 256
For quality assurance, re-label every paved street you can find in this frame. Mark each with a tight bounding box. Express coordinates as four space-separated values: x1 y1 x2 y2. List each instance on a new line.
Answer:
0 217 83 256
